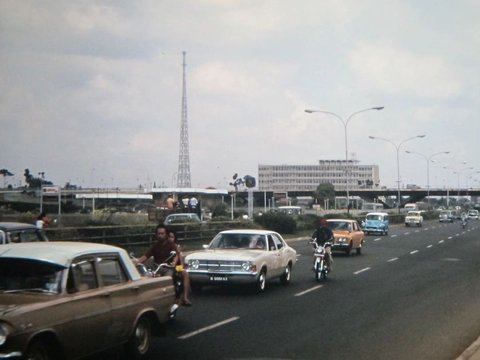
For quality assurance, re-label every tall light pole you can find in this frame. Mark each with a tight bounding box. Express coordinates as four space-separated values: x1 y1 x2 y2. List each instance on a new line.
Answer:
405 150 449 209
369 135 426 213
453 167 474 199
305 106 384 211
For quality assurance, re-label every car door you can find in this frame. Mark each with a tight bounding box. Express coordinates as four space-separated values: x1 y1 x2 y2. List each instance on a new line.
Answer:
352 221 364 247
266 235 281 278
95 255 139 344
61 257 113 358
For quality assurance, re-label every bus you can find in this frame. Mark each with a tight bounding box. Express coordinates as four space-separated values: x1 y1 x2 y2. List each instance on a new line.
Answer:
362 203 384 211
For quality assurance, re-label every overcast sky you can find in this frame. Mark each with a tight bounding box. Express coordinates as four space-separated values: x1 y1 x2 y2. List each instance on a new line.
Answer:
1 0 479 191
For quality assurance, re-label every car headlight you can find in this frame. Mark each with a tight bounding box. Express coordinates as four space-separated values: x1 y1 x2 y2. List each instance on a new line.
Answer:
0 322 12 346
188 259 200 270
337 237 348 243
241 261 252 271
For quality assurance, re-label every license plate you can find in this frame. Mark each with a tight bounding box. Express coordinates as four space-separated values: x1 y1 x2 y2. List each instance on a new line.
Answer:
210 275 228 281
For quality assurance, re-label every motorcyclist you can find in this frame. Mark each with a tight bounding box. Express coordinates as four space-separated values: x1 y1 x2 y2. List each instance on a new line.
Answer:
311 219 334 270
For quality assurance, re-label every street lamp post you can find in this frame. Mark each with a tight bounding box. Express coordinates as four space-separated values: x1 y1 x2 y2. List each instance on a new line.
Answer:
405 150 449 210
305 106 384 212
369 135 426 213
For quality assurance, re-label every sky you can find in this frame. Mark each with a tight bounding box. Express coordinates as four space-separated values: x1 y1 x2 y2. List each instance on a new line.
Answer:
1 0 480 191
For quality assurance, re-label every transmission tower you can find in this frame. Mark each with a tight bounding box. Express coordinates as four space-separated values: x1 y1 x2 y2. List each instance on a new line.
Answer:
176 51 191 188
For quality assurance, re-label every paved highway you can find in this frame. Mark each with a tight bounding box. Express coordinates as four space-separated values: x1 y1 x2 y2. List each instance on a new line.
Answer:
103 220 480 359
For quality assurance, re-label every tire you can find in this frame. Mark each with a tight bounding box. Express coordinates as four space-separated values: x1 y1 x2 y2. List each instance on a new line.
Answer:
126 316 152 359
256 269 266 293
280 264 291 285
315 260 326 282
345 243 352 256
356 244 362 255
25 340 52 360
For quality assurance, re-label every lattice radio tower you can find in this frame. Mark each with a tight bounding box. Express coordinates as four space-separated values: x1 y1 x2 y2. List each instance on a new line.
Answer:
176 51 191 188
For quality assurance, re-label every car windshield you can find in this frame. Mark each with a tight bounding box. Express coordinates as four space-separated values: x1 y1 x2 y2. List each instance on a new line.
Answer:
328 221 351 231
366 214 383 221
209 233 267 250
0 258 64 294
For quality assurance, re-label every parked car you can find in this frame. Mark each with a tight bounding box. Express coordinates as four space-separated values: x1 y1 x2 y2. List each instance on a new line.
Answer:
0 242 176 359
185 229 297 292
163 213 201 225
468 209 479 220
439 210 455 223
0 222 48 244
326 219 365 255
363 212 389 236
405 211 424 227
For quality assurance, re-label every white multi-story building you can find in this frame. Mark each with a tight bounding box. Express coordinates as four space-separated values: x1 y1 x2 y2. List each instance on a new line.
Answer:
258 160 380 192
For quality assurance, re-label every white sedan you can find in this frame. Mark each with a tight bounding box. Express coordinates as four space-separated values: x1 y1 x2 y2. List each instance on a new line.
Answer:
185 229 297 292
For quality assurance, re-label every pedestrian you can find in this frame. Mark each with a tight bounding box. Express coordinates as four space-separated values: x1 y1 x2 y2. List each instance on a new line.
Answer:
165 194 175 209
35 212 50 229
188 195 198 211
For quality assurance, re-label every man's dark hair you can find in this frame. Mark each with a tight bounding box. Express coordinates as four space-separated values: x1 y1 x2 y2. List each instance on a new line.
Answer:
155 224 169 234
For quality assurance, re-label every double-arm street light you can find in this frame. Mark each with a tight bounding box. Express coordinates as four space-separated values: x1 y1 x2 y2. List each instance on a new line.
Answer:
405 150 450 209
369 134 426 212
305 106 384 211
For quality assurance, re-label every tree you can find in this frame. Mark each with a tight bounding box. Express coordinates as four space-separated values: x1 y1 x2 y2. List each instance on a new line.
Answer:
315 183 335 208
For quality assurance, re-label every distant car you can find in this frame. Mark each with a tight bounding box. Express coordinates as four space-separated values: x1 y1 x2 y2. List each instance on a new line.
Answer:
185 229 297 292
405 211 423 227
0 222 48 244
0 242 176 359
363 212 389 236
326 219 365 256
468 209 479 220
163 213 201 225
439 210 454 223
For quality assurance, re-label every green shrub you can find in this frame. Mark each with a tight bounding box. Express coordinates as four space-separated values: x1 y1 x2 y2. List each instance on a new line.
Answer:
253 212 297 234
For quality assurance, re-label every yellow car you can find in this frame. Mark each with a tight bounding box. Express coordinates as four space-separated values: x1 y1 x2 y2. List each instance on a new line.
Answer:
327 219 365 256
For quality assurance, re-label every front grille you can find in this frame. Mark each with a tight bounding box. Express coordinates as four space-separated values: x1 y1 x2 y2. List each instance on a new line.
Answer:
198 260 244 272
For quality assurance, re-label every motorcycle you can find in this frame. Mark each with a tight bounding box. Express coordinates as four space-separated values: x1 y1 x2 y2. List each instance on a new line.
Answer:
131 251 184 320
310 241 331 282
461 218 468 229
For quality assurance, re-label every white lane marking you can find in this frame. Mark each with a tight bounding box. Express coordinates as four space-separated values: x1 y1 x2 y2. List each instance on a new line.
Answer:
387 257 399 262
354 267 371 275
426 245 433 248
391 234 398 238
373 237 382 242
178 316 240 340
414 230 420 233
448 236 453 240
410 250 419 255
439 240 445 244
404 232 410 235
294 285 323 297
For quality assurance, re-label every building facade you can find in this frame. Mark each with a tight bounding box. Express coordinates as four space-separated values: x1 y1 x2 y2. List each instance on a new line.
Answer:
258 160 380 192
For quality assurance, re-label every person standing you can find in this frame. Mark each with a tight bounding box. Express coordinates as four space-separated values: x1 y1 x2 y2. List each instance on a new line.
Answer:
165 194 175 209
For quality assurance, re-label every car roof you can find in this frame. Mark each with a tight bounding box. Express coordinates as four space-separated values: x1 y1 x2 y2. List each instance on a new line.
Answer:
0 222 38 231
0 241 127 268
327 219 356 222
218 229 279 235
366 212 388 216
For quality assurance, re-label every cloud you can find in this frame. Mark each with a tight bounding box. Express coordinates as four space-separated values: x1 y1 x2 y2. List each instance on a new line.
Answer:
348 43 464 99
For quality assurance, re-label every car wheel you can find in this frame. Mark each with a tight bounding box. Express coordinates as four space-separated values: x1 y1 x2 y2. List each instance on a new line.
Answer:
126 315 152 359
256 269 266 293
25 340 52 360
345 243 352 256
356 242 362 255
280 263 291 285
